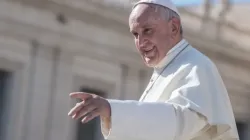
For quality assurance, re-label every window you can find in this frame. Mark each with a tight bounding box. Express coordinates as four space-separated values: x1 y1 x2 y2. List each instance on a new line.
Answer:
76 87 106 140
0 70 11 140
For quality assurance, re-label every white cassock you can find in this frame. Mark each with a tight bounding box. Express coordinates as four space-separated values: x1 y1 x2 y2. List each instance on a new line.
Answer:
101 39 239 140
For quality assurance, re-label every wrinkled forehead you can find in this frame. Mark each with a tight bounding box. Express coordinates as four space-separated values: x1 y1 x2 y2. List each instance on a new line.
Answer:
129 4 162 25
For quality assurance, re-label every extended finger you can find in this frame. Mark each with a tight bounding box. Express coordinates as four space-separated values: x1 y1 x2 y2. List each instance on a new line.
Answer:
68 99 91 116
81 108 100 123
73 103 97 120
69 92 92 100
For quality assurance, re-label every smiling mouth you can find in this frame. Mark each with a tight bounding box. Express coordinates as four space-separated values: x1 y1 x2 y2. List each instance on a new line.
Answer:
145 49 153 53
144 46 155 52
144 46 155 57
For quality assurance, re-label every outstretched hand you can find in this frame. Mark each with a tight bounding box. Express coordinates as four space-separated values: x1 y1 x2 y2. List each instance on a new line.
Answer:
68 92 111 123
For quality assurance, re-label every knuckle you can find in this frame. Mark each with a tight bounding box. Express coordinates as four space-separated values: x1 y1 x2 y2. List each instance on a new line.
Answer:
92 94 98 99
75 102 85 109
76 102 84 107
76 102 81 106
87 113 92 117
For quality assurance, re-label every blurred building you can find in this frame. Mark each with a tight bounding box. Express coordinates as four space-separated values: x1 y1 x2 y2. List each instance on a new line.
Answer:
0 0 249 140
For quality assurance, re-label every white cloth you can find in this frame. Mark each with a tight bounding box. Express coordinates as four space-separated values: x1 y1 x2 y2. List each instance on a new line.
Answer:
133 0 180 16
102 39 239 140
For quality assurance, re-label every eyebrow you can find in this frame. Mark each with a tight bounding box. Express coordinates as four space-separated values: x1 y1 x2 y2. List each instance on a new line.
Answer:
129 22 157 32
142 23 156 29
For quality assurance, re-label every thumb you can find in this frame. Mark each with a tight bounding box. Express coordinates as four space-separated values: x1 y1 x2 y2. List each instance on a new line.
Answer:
69 92 91 100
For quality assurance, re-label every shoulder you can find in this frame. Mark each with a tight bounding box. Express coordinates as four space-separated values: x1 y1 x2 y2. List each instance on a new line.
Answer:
178 45 216 69
165 45 219 77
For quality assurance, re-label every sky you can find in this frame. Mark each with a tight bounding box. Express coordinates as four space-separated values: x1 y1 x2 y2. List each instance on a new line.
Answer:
173 0 250 7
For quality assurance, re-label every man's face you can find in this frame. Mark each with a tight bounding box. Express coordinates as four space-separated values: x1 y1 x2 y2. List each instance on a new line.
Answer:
129 4 174 67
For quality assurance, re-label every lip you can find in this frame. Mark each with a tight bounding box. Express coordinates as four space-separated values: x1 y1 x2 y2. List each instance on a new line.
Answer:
144 46 156 57
144 46 155 52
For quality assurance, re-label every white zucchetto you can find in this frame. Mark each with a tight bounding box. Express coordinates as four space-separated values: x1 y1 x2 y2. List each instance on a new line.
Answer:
133 0 180 16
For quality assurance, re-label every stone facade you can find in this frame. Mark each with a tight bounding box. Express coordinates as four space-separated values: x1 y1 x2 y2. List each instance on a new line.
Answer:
0 0 249 140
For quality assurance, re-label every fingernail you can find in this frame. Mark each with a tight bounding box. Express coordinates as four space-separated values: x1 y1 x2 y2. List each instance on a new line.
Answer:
68 112 73 116
82 118 86 123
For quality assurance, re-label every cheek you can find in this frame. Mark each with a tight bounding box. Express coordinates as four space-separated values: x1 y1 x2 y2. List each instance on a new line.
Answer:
134 39 140 50
155 32 171 46
153 38 170 54
154 45 163 55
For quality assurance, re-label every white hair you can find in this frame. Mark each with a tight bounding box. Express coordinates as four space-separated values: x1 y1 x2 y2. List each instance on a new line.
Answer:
155 5 183 35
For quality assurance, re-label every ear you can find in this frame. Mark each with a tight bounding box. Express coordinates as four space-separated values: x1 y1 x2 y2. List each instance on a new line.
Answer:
171 18 181 36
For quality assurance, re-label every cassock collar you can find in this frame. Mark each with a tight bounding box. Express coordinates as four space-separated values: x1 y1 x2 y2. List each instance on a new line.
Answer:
154 39 189 71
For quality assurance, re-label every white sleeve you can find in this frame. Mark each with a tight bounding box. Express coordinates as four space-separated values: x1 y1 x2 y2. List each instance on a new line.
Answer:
101 100 207 140
101 56 238 139
172 103 208 140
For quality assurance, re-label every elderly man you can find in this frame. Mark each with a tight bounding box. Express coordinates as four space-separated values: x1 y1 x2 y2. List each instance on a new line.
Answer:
68 0 239 139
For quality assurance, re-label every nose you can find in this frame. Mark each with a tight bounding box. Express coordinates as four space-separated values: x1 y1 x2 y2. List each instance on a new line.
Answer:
137 35 147 48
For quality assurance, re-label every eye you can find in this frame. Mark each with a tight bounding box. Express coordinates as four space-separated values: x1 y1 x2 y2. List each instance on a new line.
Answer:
144 28 152 34
131 31 138 38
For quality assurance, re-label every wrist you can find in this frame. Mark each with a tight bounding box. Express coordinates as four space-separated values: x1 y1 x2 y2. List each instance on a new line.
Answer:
102 99 111 118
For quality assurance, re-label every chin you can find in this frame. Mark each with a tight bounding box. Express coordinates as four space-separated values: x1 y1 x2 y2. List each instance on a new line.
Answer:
144 63 154 67
144 58 158 67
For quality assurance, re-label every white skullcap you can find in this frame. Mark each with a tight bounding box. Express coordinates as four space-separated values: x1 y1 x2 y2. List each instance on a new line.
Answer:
133 0 180 16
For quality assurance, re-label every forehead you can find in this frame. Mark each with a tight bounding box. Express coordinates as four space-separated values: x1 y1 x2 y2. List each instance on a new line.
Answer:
129 4 162 28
